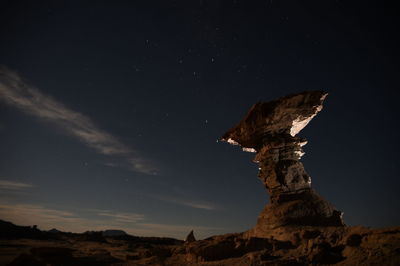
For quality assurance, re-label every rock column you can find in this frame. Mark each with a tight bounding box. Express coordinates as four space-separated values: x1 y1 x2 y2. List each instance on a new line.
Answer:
221 91 344 233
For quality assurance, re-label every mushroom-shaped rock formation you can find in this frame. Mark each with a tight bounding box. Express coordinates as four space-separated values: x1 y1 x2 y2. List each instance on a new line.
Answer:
221 91 344 236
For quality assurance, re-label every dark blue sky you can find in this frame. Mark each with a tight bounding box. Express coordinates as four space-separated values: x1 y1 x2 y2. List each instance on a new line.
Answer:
0 0 399 238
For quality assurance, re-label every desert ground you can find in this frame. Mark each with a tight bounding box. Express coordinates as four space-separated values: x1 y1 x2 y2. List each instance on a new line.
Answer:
1 219 399 266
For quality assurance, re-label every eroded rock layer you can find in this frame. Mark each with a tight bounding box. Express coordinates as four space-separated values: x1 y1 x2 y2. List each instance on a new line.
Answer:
221 91 344 233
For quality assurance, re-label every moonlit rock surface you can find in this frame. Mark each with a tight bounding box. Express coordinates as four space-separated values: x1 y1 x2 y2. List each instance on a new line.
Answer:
221 91 328 150
221 91 344 234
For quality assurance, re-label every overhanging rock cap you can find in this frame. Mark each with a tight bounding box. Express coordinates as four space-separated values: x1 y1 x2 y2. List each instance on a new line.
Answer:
221 91 328 151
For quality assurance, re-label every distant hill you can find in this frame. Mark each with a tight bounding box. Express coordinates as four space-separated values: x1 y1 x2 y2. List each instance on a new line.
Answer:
48 228 62 233
0 219 56 240
0 219 182 245
102 229 127 237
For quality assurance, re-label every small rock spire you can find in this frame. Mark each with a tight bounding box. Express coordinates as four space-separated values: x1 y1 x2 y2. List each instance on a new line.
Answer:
185 230 196 243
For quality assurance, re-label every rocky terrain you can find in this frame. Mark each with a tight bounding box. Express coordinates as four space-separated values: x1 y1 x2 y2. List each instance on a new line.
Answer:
1 91 399 265
1 220 399 265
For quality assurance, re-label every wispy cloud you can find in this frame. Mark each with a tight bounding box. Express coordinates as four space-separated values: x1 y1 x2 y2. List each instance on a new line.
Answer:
0 203 221 239
150 194 217 210
0 204 84 228
0 66 156 174
97 210 145 223
0 180 33 190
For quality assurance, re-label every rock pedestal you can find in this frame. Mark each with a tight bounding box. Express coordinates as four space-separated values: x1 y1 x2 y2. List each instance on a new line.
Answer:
221 91 344 234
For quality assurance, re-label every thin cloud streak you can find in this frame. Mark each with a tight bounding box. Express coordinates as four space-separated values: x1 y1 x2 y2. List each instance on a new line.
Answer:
0 66 156 174
97 211 145 223
0 204 80 227
150 194 217 210
0 180 33 190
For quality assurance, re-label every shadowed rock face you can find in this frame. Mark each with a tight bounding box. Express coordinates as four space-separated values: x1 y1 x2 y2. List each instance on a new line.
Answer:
221 91 344 233
185 230 196 243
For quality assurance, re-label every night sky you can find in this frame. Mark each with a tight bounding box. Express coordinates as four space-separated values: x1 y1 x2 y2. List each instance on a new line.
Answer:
0 1 399 239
